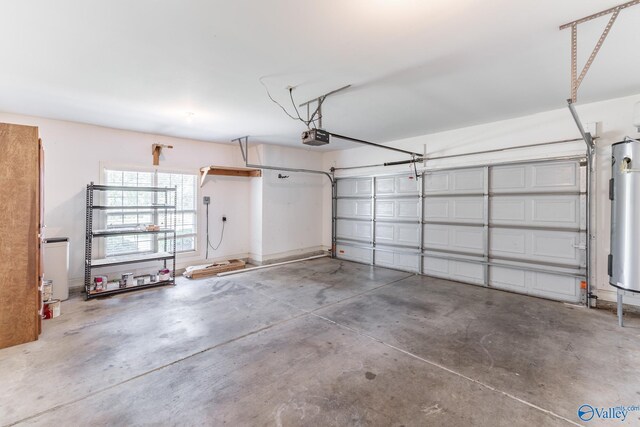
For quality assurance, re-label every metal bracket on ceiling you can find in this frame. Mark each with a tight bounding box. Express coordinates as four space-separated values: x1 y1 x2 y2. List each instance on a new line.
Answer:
560 0 640 103
232 136 249 163
298 85 351 129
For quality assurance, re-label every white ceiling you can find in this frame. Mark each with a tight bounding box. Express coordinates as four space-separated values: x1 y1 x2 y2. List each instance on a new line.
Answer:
1 0 639 150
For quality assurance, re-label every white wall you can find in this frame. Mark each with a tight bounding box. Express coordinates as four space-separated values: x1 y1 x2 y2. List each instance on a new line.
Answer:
249 145 265 262
322 93 640 306
0 113 326 289
259 145 326 261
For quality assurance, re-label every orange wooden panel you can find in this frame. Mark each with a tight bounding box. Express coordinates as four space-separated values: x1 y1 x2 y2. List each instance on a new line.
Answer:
0 123 41 349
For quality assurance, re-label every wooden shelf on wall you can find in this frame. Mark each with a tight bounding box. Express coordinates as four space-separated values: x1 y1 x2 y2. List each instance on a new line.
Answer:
200 166 262 186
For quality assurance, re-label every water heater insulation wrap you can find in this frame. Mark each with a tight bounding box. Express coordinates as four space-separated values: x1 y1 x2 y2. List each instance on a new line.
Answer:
610 140 640 292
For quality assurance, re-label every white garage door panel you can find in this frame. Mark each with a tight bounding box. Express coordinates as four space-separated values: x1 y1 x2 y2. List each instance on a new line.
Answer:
423 224 485 255
376 199 420 221
337 178 372 197
423 256 448 275
376 223 421 247
490 267 527 292
337 219 373 242
423 256 485 285
531 273 580 300
490 228 584 267
376 175 420 195
490 195 584 228
424 168 484 195
491 161 581 194
337 199 372 219
336 158 586 304
490 266 580 302
336 244 373 264
375 249 420 272
424 197 484 223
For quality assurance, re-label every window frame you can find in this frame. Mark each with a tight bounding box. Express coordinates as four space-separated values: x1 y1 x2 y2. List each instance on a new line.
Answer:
99 162 200 259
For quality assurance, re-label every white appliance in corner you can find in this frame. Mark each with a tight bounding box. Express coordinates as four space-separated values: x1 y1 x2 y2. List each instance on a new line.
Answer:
43 237 70 301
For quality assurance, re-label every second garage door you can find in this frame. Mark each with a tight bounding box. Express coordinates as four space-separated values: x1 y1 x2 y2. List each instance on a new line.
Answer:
336 157 587 304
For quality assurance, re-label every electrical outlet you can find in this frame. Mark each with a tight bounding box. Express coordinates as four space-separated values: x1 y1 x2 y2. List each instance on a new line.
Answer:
222 216 227 222
203 196 210 205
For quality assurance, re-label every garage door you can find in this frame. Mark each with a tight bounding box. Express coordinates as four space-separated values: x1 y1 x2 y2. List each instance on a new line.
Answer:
335 158 587 303
335 174 422 272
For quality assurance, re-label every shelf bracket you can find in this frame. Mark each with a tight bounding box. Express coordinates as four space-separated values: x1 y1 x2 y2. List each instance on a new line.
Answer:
200 166 211 187
152 143 173 166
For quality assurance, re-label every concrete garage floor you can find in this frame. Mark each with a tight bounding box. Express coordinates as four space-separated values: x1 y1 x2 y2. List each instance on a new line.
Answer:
1 258 639 426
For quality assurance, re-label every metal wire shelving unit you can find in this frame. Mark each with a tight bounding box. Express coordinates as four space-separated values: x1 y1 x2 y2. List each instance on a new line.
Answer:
84 182 177 299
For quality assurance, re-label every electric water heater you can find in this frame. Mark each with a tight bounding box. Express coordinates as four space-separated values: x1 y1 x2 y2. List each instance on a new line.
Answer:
609 139 640 292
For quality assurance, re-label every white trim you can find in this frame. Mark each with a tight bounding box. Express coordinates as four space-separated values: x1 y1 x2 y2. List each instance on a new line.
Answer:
218 254 329 277
251 246 327 264
597 288 640 306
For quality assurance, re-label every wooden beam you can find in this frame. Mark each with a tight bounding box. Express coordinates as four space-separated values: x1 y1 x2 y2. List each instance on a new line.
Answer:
152 144 173 166
208 168 262 177
0 123 41 348
152 145 161 166
199 166 262 187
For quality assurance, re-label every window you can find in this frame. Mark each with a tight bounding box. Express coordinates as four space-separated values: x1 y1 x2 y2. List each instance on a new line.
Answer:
103 169 197 256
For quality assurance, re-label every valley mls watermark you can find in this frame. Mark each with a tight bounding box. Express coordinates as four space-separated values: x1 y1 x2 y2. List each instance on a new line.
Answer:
577 404 640 422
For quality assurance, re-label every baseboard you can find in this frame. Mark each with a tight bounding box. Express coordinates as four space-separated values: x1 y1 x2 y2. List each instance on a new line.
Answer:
249 247 329 266
596 288 640 308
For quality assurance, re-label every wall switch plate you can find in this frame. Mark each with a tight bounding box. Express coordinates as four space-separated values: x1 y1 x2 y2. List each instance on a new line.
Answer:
203 196 210 205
